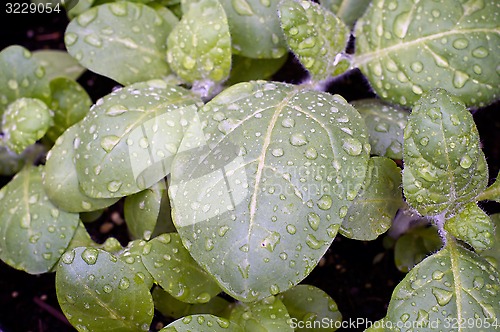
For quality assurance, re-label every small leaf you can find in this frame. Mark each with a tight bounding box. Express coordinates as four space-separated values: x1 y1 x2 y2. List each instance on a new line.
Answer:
385 240 500 330
66 220 97 250
278 284 342 332
119 240 155 290
43 124 119 212
2 98 53 154
226 54 288 86
218 0 287 59
354 0 500 108
65 2 172 85
56 247 154 331
0 46 51 115
445 202 495 252
279 0 350 81
340 157 403 241
161 314 243 331
75 80 203 198
229 296 293 331
477 171 500 203
32 50 86 81
66 0 94 18
480 214 500 268
170 81 370 302
167 0 231 85
0 166 79 274
394 226 442 273
0 144 46 176
45 77 92 143
141 233 222 304
351 98 409 159
124 179 167 240
403 89 488 216
319 0 371 27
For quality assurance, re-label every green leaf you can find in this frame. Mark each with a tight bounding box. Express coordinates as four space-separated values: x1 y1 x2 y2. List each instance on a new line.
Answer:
32 50 86 81
480 214 500 268
124 179 167 240
75 80 203 198
119 240 155 290
0 46 51 115
0 166 79 274
340 157 402 240
56 247 154 331
351 98 409 160
161 314 243 331
153 287 230 319
229 296 293 331
278 284 342 332
444 202 495 252
45 77 92 143
167 0 231 85
319 0 371 27
385 240 500 330
43 124 119 212
141 233 222 303
2 98 53 154
65 2 172 85
66 0 94 19
477 171 500 203
394 226 442 273
278 0 350 81
226 54 288 86
170 81 370 302
66 220 97 250
0 145 26 175
353 0 500 108
403 89 488 216
218 0 287 59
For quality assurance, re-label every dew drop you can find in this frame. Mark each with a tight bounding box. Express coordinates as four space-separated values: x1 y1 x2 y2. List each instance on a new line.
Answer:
62 250 76 264
286 224 297 235
106 105 128 116
431 287 453 306
218 225 229 237
103 285 112 293
84 34 102 47
342 137 362 156
109 2 128 16
305 234 323 249
81 248 99 265
119 277 130 290
452 38 469 50
271 148 284 157
65 32 78 46
307 212 320 231
459 155 473 169
196 292 211 303
339 206 348 218
281 118 295 128
290 133 308 146
305 147 318 159
472 46 489 58
420 137 429 146
231 0 254 16
107 181 122 193
411 61 423 73
101 135 120 152
453 70 470 89
393 11 411 38
317 195 332 210
270 284 280 295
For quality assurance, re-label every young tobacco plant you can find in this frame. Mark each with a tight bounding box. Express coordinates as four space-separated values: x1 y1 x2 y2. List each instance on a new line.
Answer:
0 0 499 330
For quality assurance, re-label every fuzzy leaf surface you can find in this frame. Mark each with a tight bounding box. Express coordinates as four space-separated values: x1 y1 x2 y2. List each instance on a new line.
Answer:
75 80 203 198
0 166 79 274
351 98 409 159
161 314 243 331
480 214 500 268
278 284 342 332
166 0 231 84
319 0 371 27
32 50 86 81
478 171 500 203
170 81 369 302
354 0 500 108
386 240 500 330
65 2 172 85
394 226 442 273
279 0 350 81
403 89 488 216
56 247 154 331
340 157 402 240
229 296 292 331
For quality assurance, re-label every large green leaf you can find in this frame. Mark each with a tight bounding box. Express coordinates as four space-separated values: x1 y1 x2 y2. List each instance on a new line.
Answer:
0 46 51 115
141 233 222 304
0 166 79 274
279 0 350 81
480 214 500 268
118 240 155 290
74 80 203 198
32 50 86 81
385 240 500 331
166 0 231 85
354 0 500 108
43 124 119 212
403 89 488 216
65 2 173 85
278 284 342 332
56 247 154 331
319 0 371 27
340 157 402 241
351 98 409 160
218 0 287 59
170 81 370 302
161 314 243 331
229 296 293 331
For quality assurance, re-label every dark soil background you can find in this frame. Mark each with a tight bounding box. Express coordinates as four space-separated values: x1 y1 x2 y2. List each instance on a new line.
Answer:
0 3 499 332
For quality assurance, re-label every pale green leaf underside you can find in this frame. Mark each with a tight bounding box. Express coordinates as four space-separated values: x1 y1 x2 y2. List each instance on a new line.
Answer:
0 166 79 274
140 233 222 304
32 50 86 81
394 226 442 273
279 0 350 81
65 2 172 85
230 296 292 331
167 0 231 84
170 81 369 302
161 314 243 331
56 247 154 331
43 124 119 213
386 240 500 330
319 0 371 27
403 89 487 216
351 98 409 160
278 284 342 332
75 80 202 198
480 214 500 267
340 157 402 241
354 0 500 108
